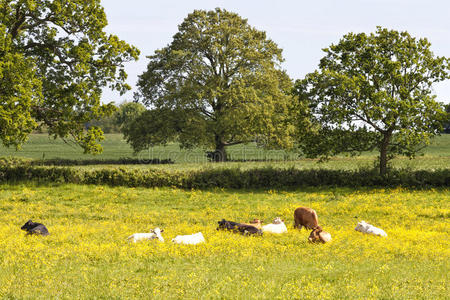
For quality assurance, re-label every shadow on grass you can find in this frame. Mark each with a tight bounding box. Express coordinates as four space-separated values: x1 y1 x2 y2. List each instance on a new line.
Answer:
29 157 174 166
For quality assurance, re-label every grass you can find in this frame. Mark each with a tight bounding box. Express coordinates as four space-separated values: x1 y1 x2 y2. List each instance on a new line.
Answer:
0 184 448 299
0 134 449 172
0 134 299 162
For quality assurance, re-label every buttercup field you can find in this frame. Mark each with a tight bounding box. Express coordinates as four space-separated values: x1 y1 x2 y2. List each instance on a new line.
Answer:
1 0 449 299
0 184 448 299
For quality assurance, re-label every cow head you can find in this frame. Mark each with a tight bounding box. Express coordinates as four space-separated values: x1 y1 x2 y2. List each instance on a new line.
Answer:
272 217 284 224
308 226 323 243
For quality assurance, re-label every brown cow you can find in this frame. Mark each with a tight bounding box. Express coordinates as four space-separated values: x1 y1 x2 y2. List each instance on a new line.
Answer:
308 226 332 243
293 207 319 230
246 218 263 230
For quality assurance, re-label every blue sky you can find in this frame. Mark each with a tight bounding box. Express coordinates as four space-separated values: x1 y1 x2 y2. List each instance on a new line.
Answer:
102 0 450 104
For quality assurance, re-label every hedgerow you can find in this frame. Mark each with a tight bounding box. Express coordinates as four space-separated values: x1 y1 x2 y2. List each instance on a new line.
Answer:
0 158 448 188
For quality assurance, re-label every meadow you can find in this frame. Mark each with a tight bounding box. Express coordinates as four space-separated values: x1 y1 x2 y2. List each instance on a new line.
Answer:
0 134 449 172
0 184 448 299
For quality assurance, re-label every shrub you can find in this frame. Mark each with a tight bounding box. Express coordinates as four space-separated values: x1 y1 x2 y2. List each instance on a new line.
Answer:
0 158 448 189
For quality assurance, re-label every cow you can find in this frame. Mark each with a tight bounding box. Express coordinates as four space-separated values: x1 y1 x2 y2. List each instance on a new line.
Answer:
217 219 262 236
172 232 205 245
245 218 263 230
217 219 240 231
308 226 332 243
355 221 387 237
294 207 319 230
21 220 50 236
262 217 288 234
237 224 263 236
127 227 165 243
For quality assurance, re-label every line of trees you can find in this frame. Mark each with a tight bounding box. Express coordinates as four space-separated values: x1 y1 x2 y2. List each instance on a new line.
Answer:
1 4 449 175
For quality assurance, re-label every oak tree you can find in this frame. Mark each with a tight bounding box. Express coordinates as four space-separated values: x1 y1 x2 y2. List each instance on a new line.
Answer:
0 0 139 153
133 8 295 161
295 27 449 175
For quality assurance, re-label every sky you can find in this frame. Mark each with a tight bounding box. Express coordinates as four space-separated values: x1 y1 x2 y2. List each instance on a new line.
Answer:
101 0 450 104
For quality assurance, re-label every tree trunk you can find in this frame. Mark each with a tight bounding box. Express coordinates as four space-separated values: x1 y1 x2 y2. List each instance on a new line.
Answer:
379 131 392 176
212 134 227 162
214 142 227 162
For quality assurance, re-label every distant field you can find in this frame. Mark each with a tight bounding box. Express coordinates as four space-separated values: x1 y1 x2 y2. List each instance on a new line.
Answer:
0 184 448 299
0 134 298 162
0 134 449 171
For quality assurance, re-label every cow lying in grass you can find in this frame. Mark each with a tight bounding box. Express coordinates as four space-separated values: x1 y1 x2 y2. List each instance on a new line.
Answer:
127 227 164 243
172 232 205 245
217 219 240 231
308 226 332 243
217 219 262 236
262 217 288 234
355 221 387 237
21 220 50 236
246 218 263 229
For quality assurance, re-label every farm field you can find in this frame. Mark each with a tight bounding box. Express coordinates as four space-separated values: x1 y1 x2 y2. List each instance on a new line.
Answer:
0 184 448 299
0 134 449 171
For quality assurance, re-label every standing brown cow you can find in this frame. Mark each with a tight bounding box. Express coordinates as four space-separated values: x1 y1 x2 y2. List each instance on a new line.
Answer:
293 207 319 230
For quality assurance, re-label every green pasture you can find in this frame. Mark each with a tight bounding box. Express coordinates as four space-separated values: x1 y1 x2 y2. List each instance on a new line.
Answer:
0 134 449 171
0 184 448 299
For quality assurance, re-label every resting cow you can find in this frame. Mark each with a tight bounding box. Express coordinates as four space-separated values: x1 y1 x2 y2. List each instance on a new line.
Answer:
245 218 263 230
217 219 262 236
217 219 240 231
355 221 387 237
308 226 332 243
172 232 205 245
262 217 287 234
127 227 164 243
21 220 50 236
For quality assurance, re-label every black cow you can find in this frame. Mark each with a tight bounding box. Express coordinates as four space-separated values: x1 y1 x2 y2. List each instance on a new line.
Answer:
217 219 240 231
217 219 262 236
21 220 50 236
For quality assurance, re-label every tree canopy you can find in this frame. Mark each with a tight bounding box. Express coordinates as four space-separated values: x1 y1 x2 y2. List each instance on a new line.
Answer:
294 27 449 175
87 101 146 134
132 8 295 161
0 0 139 153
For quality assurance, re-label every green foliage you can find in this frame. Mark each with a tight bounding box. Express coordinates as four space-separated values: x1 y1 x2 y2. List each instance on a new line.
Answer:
134 8 296 160
443 103 450 133
294 27 449 175
0 24 41 148
88 102 146 134
0 157 448 188
0 0 139 152
115 101 146 130
123 108 182 152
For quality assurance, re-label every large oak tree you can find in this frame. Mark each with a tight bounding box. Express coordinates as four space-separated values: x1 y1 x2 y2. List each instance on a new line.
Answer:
132 8 295 161
294 27 449 175
0 0 139 153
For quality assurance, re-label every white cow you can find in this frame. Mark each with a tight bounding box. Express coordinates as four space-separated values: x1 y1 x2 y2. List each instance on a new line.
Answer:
127 227 165 243
172 232 205 245
262 217 288 234
355 221 387 237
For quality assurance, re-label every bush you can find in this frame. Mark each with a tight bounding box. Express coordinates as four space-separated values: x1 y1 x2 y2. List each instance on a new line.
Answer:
0 158 448 189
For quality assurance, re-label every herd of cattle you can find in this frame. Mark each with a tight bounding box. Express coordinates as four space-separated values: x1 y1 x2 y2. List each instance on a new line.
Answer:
21 206 387 245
